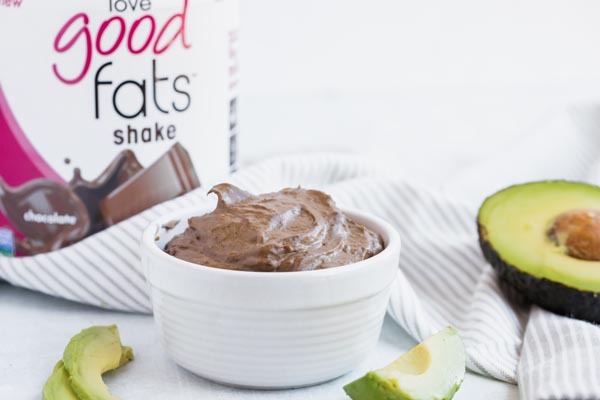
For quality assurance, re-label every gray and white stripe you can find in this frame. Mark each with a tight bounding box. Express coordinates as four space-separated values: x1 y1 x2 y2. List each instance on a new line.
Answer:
0 184 211 313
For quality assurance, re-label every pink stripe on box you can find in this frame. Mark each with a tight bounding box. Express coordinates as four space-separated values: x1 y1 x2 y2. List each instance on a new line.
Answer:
0 83 64 237
0 83 63 186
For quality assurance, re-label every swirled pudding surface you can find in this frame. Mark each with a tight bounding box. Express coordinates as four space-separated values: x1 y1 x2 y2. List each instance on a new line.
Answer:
164 183 384 272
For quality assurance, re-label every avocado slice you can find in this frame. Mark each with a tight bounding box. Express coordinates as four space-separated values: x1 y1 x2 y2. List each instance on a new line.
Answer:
62 325 133 400
344 327 465 400
478 181 600 323
43 361 79 400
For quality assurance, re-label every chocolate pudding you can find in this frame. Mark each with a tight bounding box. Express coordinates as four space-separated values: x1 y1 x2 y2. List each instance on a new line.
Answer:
165 184 384 272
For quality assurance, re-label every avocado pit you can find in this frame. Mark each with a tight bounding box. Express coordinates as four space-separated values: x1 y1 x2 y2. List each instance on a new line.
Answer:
548 209 600 261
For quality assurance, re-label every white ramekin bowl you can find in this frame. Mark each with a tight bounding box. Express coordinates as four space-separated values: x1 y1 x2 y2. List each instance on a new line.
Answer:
141 206 401 389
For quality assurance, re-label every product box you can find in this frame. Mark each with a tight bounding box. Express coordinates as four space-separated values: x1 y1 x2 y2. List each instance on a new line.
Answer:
0 0 239 310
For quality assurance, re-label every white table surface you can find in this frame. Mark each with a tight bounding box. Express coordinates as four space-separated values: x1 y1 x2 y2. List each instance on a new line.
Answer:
0 282 516 400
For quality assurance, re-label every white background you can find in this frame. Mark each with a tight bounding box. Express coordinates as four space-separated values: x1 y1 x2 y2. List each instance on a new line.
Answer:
239 0 600 186
241 0 600 93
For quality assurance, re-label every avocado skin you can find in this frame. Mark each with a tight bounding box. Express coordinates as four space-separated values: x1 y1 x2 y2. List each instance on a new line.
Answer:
344 372 461 400
43 361 79 400
344 372 410 400
478 223 600 324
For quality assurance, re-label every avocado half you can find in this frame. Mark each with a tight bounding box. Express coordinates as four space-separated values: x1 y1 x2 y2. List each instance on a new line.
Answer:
478 181 600 323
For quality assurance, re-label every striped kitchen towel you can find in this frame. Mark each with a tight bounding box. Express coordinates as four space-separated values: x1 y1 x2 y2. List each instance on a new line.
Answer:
2 107 600 398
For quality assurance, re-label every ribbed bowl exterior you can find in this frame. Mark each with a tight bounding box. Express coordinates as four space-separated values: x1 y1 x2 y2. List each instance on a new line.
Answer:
149 286 392 388
142 207 401 389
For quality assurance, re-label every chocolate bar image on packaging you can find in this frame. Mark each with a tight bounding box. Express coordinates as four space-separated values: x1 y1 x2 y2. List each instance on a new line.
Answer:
69 149 143 235
100 143 200 226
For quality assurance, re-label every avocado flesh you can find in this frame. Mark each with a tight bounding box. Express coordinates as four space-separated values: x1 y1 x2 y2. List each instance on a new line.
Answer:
43 361 79 400
63 325 133 400
479 181 600 291
478 181 600 323
344 327 465 400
